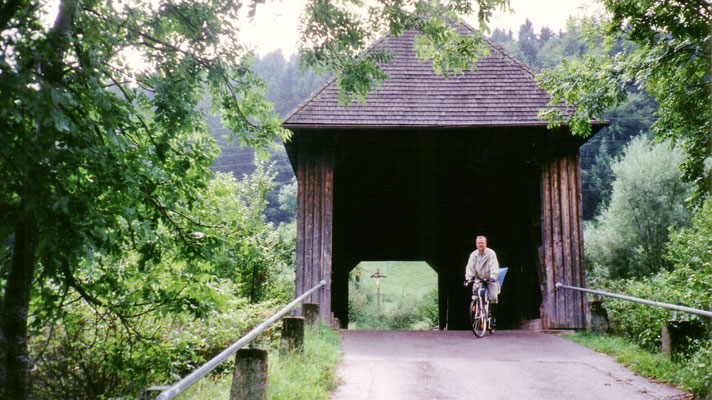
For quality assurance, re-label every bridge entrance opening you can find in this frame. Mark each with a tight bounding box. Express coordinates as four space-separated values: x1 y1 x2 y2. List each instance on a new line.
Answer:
330 129 546 330
348 261 438 330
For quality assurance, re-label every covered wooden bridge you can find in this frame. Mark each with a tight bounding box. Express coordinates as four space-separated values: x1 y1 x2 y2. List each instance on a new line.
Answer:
282 25 604 330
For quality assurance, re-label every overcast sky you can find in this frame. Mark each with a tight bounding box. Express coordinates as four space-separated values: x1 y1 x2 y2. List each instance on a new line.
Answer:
242 0 605 57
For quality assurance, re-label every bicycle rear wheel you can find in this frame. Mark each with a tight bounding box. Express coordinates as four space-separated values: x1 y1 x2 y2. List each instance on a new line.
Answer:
470 297 487 337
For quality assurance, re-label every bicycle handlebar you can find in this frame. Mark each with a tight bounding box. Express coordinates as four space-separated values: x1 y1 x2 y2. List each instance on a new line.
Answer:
464 278 496 286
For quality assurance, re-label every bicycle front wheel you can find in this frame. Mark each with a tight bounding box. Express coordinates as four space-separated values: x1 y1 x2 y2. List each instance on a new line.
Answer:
470 298 487 337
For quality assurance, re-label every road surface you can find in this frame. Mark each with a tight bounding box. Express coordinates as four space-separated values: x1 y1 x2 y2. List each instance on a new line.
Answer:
331 330 689 400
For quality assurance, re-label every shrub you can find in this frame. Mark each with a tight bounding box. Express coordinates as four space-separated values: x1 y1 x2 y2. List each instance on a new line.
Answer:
585 136 693 279
605 198 711 349
597 198 711 398
416 288 439 328
29 280 283 399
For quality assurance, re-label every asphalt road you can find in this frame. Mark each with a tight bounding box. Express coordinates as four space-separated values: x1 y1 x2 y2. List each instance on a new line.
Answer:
331 330 689 400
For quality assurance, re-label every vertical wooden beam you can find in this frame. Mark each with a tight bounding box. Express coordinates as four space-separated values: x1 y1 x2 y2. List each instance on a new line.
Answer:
304 153 315 301
322 155 334 321
566 154 583 328
573 151 587 327
550 161 565 328
540 163 554 329
559 157 573 328
295 142 307 302
310 154 322 302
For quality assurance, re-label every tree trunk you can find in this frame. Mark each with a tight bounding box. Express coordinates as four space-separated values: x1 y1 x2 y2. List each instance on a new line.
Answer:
0 213 38 399
0 2 73 397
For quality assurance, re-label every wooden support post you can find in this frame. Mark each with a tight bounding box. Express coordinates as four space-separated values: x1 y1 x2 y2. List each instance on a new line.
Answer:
230 348 268 400
281 317 305 353
303 303 319 327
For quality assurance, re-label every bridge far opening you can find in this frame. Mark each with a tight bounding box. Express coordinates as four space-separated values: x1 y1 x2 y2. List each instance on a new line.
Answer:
348 261 438 330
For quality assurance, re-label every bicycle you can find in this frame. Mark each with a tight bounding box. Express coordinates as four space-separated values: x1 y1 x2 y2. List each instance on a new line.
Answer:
465 278 495 337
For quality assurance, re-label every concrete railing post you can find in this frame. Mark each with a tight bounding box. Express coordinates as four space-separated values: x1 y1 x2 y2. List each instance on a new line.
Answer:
586 299 609 333
230 348 268 400
303 303 319 327
281 317 305 353
661 323 673 358
661 319 707 360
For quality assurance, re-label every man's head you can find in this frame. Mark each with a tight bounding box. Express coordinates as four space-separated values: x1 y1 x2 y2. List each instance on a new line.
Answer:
475 236 487 253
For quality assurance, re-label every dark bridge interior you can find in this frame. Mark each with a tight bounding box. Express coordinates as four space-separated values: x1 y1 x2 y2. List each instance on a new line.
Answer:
329 127 567 329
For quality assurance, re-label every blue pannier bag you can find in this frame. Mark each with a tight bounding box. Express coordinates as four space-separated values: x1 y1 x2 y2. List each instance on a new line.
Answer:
497 267 508 287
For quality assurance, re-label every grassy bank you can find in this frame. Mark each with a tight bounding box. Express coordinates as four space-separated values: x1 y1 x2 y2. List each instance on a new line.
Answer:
267 324 342 399
178 324 342 399
563 331 710 399
349 261 439 330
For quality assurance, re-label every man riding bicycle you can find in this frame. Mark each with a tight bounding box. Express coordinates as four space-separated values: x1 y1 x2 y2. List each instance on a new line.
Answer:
464 236 500 327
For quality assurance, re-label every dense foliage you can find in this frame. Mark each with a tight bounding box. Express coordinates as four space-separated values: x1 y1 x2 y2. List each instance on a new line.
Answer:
585 136 693 280
0 0 285 396
26 164 294 398
579 93 658 218
30 285 283 399
582 134 709 397
490 19 586 73
253 51 330 118
191 168 296 304
597 199 712 398
537 1 711 200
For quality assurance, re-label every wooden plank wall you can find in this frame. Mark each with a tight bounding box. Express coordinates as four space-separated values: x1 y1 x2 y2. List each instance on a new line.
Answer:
295 145 334 323
539 149 587 329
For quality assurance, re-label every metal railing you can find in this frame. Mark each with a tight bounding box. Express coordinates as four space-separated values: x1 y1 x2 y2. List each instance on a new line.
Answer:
147 280 327 400
555 282 712 318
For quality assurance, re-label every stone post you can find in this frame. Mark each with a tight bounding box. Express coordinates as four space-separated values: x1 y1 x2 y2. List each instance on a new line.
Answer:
661 323 673 358
281 317 305 353
230 348 268 400
303 303 319 327
586 299 609 333
661 319 706 360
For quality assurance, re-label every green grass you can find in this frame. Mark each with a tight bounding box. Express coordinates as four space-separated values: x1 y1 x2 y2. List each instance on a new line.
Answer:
352 261 437 312
563 331 711 399
267 324 342 400
177 324 342 399
348 261 438 330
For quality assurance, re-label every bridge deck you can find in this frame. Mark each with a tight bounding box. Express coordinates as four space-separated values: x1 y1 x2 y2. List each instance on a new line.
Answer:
332 330 687 399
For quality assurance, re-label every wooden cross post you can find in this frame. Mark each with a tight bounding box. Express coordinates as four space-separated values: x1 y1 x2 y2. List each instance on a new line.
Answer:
370 269 387 313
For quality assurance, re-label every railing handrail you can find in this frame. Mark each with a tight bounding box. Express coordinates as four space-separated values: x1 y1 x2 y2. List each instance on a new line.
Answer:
555 282 712 318
153 280 327 400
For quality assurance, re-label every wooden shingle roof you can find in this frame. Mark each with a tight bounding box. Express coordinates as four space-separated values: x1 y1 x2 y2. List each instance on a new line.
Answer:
283 25 558 129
